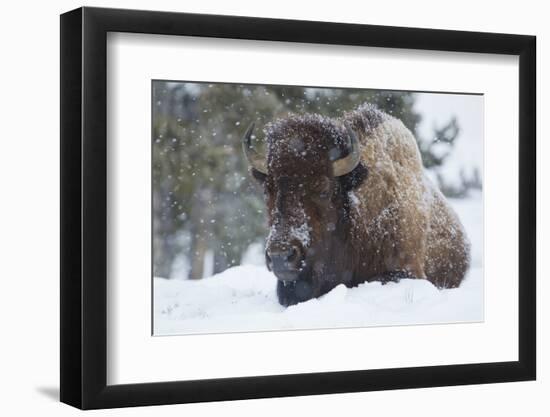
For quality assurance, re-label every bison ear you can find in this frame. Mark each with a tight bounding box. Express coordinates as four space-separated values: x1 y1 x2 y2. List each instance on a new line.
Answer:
250 167 267 185
339 162 368 191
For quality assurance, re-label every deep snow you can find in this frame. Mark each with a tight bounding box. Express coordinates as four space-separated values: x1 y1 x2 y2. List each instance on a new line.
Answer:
154 192 483 336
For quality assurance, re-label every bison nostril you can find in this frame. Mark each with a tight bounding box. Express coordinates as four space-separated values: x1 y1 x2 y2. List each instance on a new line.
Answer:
287 247 297 262
287 244 304 269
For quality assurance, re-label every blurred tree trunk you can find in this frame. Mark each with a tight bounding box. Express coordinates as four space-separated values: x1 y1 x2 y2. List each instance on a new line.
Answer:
188 186 212 279
213 250 229 274
152 182 177 278
189 229 207 279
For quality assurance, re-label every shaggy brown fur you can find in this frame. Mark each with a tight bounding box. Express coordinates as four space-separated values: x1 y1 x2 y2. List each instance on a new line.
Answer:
250 103 471 306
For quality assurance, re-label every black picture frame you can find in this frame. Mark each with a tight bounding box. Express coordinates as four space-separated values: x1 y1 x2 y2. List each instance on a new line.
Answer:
60 6 536 410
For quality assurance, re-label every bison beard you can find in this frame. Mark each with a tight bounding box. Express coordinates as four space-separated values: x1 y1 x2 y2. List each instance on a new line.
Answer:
277 279 314 306
243 103 471 307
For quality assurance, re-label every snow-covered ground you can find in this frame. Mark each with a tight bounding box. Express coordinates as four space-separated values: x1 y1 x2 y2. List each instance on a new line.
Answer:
154 192 483 336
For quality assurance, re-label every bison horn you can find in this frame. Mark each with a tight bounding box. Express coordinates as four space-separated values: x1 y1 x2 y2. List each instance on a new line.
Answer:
242 122 267 174
332 123 361 176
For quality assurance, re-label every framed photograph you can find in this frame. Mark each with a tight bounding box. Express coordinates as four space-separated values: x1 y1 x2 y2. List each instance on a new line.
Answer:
60 6 536 409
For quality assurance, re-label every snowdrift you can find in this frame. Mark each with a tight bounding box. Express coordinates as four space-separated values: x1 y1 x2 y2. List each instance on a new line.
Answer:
154 193 483 335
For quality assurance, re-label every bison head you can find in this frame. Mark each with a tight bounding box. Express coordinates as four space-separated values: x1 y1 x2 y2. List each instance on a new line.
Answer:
243 115 368 306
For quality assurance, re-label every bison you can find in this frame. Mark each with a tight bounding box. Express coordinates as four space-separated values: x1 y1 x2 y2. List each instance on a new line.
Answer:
243 103 471 306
